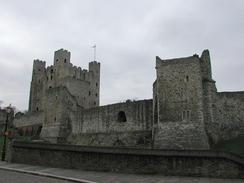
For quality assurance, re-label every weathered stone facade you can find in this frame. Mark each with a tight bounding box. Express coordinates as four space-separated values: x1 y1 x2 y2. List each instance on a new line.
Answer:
8 141 244 178
69 99 153 147
13 49 244 150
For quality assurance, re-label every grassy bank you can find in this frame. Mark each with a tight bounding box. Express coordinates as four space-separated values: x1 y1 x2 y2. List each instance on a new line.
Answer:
213 136 244 156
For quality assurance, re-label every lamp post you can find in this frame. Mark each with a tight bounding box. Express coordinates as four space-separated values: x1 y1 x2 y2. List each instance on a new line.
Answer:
1 106 12 161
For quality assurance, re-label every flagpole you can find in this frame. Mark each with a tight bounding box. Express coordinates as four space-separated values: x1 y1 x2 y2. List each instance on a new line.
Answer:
94 45 96 61
92 44 96 61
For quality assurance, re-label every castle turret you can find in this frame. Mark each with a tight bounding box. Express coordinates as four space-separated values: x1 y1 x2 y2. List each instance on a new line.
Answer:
54 49 71 79
200 50 217 145
54 49 71 65
89 61 100 107
29 59 46 112
200 49 212 81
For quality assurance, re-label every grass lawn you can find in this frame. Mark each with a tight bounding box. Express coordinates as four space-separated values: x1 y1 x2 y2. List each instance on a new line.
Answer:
213 136 244 156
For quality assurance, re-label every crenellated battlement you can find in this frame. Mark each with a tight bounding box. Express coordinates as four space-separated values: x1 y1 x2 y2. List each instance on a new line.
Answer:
56 48 71 54
54 48 71 65
33 59 46 68
46 65 54 71
89 61 100 65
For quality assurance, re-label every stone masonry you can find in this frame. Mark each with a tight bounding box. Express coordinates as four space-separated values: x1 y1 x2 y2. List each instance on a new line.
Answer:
13 49 244 149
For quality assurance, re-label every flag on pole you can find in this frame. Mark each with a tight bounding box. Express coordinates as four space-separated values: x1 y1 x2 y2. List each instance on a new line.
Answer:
92 44 96 61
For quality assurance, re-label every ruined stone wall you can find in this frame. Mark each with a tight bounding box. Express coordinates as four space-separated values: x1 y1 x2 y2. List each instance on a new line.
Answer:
40 86 81 143
80 100 152 133
58 77 90 108
13 112 44 128
153 55 209 149
68 100 153 147
206 92 244 144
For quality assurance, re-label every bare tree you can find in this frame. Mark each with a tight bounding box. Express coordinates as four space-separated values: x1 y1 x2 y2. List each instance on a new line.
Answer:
0 100 3 109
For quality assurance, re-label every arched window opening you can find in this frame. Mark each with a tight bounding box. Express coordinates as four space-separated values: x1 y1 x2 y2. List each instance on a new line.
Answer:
186 75 189 82
36 107 39 111
64 59 67 63
182 110 191 121
117 111 127 122
37 126 42 136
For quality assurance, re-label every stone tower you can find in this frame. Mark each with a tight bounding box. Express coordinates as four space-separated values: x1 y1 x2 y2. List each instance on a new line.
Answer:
28 49 100 111
27 49 101 142
88 61 100 107
153 51 210 150
29 60 46 112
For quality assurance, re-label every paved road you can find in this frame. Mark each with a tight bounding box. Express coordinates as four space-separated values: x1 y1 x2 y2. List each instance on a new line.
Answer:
0 161 243 183
0 169 73 183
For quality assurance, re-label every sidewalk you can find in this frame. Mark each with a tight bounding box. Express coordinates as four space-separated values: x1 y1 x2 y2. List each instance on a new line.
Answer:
0 161 243 183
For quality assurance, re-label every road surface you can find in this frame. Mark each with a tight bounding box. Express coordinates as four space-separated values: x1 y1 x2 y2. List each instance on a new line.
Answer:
0 161 243 183
0 169 73 183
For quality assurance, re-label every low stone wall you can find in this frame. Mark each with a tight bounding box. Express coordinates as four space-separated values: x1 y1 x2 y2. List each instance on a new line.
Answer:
13 112 44 128
8 141 244 178
68 130 152 148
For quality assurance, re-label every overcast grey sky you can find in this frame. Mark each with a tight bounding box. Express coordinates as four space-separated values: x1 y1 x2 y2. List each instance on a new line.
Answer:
0 0 243 111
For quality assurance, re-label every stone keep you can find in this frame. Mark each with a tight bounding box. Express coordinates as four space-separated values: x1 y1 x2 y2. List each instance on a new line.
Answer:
29 49 100 111
28 49 100 142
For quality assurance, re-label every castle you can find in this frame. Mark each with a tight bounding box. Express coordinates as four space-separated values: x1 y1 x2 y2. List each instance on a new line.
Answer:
13 49 244 149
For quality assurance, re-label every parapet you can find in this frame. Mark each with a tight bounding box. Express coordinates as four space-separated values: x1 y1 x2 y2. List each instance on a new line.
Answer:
54 48 71 65
156 54 201 68
89 61 100 65
33 59 46 68
46 65 54 73
34 59 46 65
55 48 71 55
89 61 100 74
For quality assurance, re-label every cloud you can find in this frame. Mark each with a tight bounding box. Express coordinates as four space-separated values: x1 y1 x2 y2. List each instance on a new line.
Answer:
0 0 243 110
